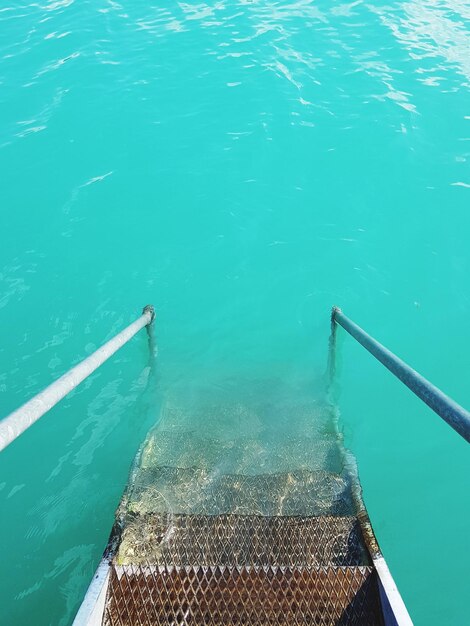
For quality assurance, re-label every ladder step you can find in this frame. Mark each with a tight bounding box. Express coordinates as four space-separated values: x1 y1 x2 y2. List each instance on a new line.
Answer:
103 564 384 625
117 514 369 567
140 431 342 475
122 469 355 518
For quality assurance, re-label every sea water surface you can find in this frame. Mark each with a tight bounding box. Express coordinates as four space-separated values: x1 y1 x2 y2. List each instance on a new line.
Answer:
1 0 469 624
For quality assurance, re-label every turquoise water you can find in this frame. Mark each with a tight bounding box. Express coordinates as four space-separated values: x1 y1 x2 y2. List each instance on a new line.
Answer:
1 0 469 623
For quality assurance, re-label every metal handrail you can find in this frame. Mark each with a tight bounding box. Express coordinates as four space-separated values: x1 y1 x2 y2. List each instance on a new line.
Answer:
331 307 470 444
0 305 156 453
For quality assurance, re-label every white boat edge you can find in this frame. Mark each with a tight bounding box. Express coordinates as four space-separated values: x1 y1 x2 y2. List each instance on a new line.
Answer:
374 554 414 626
73 560 110 626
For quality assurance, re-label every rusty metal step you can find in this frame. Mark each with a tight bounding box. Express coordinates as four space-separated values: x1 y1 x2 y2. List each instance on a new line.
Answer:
103 563 384 626
117 514 370 567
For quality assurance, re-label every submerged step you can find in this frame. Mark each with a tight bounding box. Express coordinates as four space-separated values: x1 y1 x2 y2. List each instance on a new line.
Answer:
117 513 370 567
139 430 343 475
156 397 336 443
121 468 355 518
103 564 384 626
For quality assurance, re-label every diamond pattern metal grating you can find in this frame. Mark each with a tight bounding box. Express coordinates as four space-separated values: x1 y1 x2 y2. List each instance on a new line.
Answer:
117 514 370 567
103 563 384 626
103 513 384 625
122 468 355 518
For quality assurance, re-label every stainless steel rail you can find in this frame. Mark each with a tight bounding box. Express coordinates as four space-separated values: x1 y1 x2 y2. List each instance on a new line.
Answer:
0 305 156 453
331 307 470 444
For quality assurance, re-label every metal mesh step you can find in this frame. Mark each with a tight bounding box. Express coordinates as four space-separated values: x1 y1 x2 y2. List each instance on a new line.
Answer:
139 430 343 475
156 393 333 443
117 514 369 567
121 468 355 518
103 564 384 626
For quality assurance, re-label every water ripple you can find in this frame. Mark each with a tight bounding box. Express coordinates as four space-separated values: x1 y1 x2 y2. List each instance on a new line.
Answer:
373 0 470 86
1 1 469 625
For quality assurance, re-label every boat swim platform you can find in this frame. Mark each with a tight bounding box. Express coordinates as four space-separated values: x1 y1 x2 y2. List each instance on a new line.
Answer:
73 386 412 626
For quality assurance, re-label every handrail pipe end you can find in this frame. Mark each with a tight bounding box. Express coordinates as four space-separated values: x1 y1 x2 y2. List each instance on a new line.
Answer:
142 305 156 325
331 306 341 323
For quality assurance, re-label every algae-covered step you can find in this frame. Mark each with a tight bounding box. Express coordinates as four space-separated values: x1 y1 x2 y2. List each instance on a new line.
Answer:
120 467 355 518
117 513 369 567
139 429 343 475
156 384 336 443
